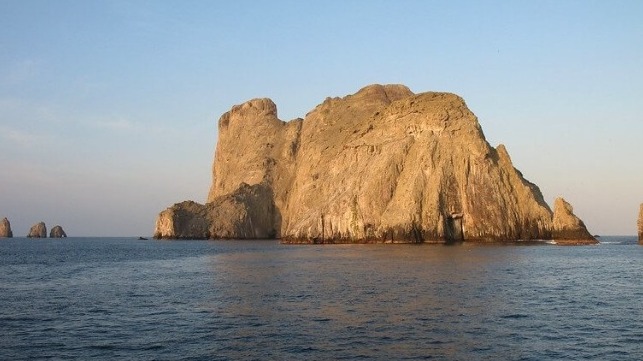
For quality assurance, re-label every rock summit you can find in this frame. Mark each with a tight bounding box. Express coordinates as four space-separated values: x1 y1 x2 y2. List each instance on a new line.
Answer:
155 84 597 245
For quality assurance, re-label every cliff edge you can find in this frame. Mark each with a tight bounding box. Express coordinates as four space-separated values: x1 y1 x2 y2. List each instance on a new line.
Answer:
155 84 596 245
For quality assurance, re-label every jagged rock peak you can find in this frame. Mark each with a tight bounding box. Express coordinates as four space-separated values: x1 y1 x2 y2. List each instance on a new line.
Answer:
552 198 596 245
0 217 13 238
27 222 47 238
50 225 67 238
638 203 642 244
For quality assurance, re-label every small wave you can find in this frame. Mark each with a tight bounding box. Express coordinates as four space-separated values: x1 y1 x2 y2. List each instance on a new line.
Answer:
598 241 622 244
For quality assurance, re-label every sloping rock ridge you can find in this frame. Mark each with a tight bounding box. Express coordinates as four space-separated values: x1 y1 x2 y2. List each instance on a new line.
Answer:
28 222 47 238
155 84 597 245
0 217 12 238
50 225 67 238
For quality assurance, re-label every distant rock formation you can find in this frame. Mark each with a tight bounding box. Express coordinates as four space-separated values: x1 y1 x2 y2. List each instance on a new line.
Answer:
638 203 642 244
155 84 597 245
27 222 47 238
49 225 67 238
551 198 596 245
0 217 12 238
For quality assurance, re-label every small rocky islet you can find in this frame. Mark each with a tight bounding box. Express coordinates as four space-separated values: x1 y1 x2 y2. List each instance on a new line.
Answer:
154 84 608 245
0 219 67 238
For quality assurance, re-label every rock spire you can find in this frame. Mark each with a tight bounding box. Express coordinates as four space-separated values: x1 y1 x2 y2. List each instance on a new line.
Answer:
0 217 12 238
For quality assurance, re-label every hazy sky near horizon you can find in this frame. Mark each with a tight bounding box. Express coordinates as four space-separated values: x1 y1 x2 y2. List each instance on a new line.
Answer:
1 0 642 236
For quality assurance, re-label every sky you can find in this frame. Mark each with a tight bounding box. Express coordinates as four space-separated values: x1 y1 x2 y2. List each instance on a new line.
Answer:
1 0 642 236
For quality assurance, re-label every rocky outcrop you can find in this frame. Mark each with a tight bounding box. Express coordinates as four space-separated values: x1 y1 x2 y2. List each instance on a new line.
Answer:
155 183 277 239
638 203 642 244
0 217 12 238
551 198 596 245
49 225 67 238
27 222 47 238
155 84 596 244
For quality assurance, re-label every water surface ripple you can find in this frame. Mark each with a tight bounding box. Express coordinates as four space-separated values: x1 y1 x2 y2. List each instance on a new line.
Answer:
1 237 641 360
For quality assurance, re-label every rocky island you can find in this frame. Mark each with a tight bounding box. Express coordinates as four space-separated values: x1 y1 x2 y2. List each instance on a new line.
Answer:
155 84 597 245
0 217 12 238
27 222 47 238
50 225 67 238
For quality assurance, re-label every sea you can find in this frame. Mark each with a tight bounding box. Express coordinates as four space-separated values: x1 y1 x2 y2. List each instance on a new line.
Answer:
0 236 641 360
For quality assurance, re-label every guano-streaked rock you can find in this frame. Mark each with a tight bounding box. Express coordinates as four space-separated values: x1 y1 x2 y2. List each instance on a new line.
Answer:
155 84 597 245
50 225 67 238
0 217 12 238
28 222 47 238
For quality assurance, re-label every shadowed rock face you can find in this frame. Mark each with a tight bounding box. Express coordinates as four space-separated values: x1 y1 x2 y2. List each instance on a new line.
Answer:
155 183 277 240
638 204 642 244
0 217 12 238
155 84 596 244
50 225 67 238
28 222 47 238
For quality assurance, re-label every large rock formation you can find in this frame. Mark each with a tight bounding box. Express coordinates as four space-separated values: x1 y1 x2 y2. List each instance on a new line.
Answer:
155 84 597 245
27 222 47 238
638 203 642 244
50 225 67 238
0 217 12 238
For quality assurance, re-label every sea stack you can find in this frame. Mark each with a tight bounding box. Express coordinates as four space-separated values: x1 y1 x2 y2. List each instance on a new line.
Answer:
638 203 642 244
50 225 67 238
27 222 47 238
0 217 12 238
155 84 597 245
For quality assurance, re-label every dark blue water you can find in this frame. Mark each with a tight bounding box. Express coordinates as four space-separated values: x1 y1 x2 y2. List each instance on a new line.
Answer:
1 236 641 360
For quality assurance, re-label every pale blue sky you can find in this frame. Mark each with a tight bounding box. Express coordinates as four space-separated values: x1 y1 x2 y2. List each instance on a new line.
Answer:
1 0 642 236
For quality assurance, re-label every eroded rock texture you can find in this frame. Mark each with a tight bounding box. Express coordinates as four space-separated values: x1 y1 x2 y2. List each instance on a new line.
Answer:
27 222 47 238
155 84 596 244
0 217 12 238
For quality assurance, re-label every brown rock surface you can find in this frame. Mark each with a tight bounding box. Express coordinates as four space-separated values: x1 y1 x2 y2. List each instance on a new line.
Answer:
49 225 67 238
551 198 597 245
155 84 597 244
0 217 12 238
27 222 47 238
155 183 277 239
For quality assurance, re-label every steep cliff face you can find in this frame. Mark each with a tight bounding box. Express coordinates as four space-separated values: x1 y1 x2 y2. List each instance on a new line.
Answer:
28 222 47 238
155 84 596 244
638 203 642 244
50 225 67 238
0 217 12 238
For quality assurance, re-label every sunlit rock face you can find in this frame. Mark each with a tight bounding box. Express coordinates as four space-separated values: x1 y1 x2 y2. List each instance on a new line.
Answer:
49 225 67 238
156 84 596 244
27 222 47 238
0 217 12 238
